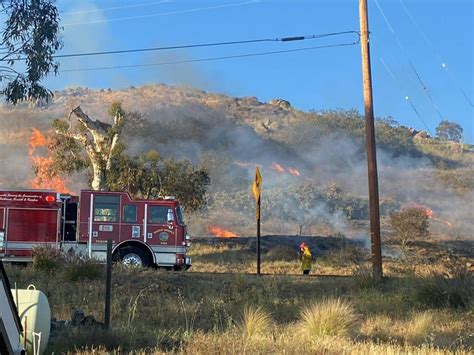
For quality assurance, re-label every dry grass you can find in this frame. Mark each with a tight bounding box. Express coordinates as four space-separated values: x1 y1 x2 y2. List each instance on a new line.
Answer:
238 306 274 341
361 314 394 342
405 311 436 345
4 239 473 354
361 309 472 348
298 298 359 338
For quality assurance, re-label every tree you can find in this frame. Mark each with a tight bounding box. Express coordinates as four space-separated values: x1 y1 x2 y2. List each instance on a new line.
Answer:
50 104 124 190
375 120 419 157
45 104 210 210
1 0 62 104
435 120 463 142
390 208 430 248
107 150 210 211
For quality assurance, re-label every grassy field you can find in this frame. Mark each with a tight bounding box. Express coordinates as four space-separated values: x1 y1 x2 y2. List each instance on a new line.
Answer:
5 236 473 354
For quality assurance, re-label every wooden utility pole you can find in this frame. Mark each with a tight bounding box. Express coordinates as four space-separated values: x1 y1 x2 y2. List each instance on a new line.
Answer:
359 0 383 280
104 239 113 329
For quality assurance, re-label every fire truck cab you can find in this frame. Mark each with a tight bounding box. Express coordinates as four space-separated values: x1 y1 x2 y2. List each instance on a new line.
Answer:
0 189 191 269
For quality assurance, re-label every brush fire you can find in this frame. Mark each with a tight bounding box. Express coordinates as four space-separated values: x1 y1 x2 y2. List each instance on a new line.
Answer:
288 167 301 177
29 128 71 193
403 203 452 228
272 162 285 174
207 225 239 238
233 161 301 177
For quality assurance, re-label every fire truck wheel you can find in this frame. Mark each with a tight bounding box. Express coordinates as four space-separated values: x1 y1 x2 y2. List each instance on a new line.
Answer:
120 247 150 267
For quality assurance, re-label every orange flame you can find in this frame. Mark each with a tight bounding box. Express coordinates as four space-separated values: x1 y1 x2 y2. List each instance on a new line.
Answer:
272 162 285 173
288 167 301 177
28 129 71 193
29 128 48 155
208 225 239 238
423 207 434 218
233 160 303 178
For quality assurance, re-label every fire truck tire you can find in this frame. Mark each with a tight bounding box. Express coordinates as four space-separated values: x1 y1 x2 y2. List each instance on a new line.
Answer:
119 247 151 267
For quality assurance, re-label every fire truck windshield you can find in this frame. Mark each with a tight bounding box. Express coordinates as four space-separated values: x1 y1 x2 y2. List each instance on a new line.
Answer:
176 205 185 225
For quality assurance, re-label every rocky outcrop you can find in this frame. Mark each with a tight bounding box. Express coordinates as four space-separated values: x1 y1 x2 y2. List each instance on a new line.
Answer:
269 99 291 110
414 131 431 139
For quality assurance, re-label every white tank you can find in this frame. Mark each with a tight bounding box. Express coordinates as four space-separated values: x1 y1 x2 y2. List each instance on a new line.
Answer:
11 285 51 355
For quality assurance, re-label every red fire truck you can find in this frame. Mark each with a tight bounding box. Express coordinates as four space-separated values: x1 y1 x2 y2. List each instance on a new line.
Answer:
0 189 191 269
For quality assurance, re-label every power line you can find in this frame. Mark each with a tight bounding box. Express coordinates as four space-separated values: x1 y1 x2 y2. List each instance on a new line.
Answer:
61 0 171 16
63 0 261 26
1 31 359 61
380 57 433 136
399 0 473 107
59 40 359 73
374 0 445 121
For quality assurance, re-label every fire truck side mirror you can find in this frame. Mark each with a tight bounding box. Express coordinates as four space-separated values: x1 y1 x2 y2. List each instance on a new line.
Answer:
167 209 174 224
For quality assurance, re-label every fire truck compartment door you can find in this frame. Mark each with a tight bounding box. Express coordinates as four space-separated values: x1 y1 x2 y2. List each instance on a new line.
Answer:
6 208 60 252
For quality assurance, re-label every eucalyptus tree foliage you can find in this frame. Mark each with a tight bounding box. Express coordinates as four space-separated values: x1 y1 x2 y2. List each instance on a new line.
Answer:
107 149 210 212
435 120 464 143
0 0 62 104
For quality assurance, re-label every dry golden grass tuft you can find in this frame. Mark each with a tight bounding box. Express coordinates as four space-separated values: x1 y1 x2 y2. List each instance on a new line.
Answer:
298 298 359 338
405 311 436 345
238 306 274 341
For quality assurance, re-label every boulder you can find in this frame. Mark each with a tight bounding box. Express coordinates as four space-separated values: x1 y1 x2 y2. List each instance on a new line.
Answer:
414 131 431 139
269 99 291 110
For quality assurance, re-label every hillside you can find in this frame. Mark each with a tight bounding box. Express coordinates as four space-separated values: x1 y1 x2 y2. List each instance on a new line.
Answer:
0 84 472 240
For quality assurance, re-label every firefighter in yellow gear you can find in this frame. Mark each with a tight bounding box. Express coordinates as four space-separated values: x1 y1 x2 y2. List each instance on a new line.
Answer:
299 242 312 275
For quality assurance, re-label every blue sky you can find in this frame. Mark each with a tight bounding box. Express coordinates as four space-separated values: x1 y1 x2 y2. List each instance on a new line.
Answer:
46 0 473 142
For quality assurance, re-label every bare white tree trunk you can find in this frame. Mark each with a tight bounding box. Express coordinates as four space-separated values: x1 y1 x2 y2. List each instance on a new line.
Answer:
90 161 104 191
57 106 123 191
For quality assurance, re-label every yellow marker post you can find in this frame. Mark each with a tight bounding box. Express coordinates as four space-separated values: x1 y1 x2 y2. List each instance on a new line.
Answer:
252 167 262 275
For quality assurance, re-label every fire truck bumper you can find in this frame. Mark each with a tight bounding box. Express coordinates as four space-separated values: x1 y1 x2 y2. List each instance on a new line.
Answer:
185 256 192 270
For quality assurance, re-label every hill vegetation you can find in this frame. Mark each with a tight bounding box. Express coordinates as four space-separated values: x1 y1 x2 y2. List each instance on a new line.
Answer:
0 84 472 238
1 83 472 354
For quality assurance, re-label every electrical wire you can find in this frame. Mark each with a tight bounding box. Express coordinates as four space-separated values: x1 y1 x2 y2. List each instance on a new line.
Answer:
61 0 172 16
380 57 433 136
62 0 261 26
59 40 359 73
399 0 473 107
374 0 445 121
1 31 359 61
